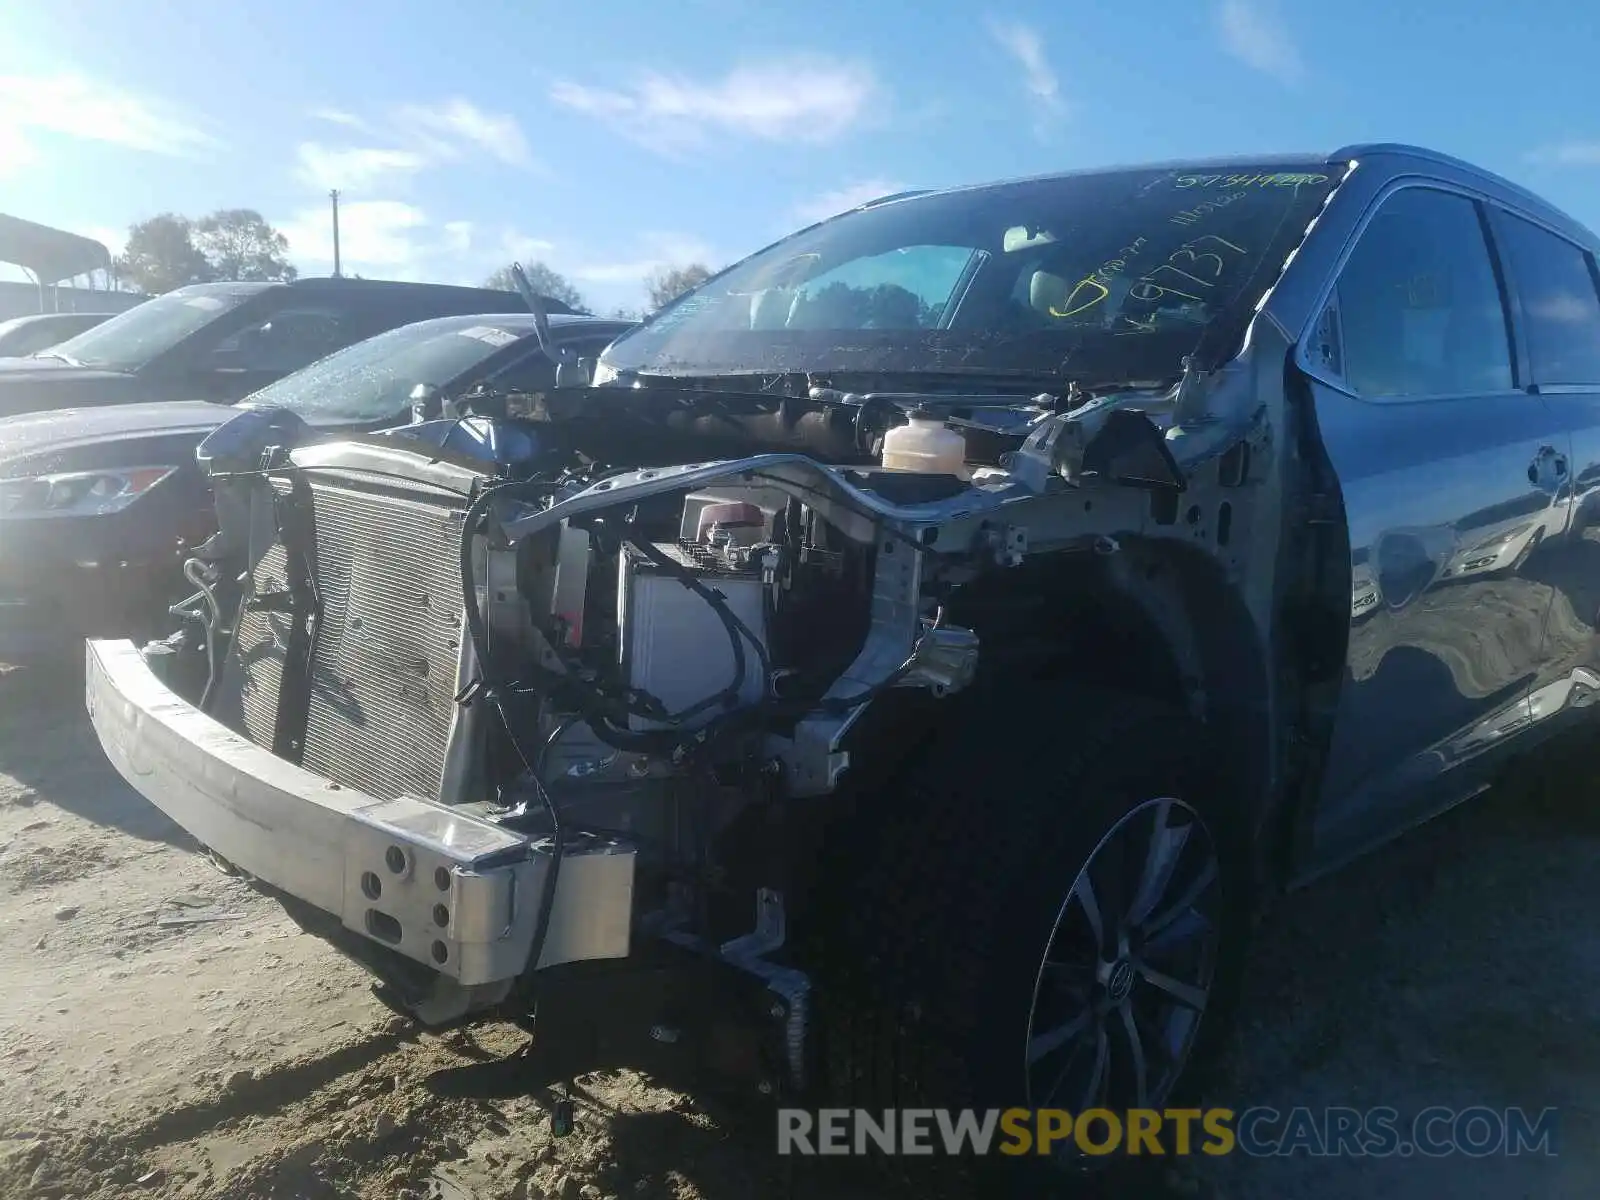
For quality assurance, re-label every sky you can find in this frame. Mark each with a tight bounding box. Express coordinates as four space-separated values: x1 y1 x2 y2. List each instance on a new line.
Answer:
2 0 1599 314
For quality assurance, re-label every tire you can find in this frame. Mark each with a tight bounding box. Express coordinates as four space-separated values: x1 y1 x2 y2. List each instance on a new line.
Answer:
810 684 1252 1197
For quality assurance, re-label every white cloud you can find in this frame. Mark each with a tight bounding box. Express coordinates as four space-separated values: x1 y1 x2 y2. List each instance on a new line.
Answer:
442 220 474 255
568 232 719 284
499 230 558 262
791 178 908 226
309 107 374 133
550 57 876 154
291 98 535 194
1216 0 1305 85
277 200 432 276
396 98 531 167
276 198 717 310
0 124 39 177
986 20 1066 117
0 72 219 160
276 202 567 289
294 143 430 191
1528 141 1600 166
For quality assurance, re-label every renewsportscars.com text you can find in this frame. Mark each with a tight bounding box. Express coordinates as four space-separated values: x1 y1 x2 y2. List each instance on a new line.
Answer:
776 1106 1559 1158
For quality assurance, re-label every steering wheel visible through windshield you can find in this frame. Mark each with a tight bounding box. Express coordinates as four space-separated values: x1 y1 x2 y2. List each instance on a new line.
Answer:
238 314 541 421
41 284 265 371
601 164 1338 386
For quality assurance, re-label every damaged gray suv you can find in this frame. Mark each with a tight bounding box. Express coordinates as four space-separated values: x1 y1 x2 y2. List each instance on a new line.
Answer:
83 144 1600 1189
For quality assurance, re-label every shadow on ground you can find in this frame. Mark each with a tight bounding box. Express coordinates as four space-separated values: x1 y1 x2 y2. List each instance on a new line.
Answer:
0 657 190 846
410 733 1600 1200
1194 735 1600 1198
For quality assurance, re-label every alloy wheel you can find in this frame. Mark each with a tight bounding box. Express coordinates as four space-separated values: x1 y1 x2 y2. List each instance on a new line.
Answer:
1023 796 1223 1122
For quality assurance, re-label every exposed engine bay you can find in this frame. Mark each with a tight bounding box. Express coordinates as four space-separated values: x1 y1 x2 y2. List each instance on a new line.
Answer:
133 367 1259 1052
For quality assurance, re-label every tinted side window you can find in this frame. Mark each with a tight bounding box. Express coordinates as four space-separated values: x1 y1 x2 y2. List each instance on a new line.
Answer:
1495 214 1600 385
1333 188 1513 398
490 347 557 392
209 305 353 374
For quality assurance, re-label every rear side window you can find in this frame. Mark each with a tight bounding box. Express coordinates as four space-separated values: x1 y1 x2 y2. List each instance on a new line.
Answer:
1495 214 1600 385
208 305 352 374
1332 188 1513 398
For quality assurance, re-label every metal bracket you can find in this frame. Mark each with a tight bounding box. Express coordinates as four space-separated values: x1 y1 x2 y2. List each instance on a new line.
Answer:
716 889 811 1091
898 621 980 696
985 524 1027 567
720 887 786 959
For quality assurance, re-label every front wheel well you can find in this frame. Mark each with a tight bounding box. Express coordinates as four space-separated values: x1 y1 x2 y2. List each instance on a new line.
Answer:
934 542 1279 889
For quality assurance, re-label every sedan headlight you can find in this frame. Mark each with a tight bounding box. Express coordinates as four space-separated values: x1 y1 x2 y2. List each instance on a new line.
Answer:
0 466 178 519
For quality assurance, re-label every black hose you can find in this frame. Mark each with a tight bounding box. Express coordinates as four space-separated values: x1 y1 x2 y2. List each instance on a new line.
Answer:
458 483 507 692
496 692 563 981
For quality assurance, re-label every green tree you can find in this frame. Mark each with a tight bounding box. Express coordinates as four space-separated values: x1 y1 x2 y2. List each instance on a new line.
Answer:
483 262 588 313
644 262 714 312
114 214 214 294
193 209 296 282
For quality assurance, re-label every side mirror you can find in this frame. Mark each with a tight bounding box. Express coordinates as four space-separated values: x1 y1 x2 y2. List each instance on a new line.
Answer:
555 357 591 388
410 383 442 424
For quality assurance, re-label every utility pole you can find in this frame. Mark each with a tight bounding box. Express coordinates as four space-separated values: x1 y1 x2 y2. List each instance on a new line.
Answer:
329 189 342 278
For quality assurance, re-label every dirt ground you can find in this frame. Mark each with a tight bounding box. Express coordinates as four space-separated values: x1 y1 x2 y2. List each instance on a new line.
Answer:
1 658 1596 1199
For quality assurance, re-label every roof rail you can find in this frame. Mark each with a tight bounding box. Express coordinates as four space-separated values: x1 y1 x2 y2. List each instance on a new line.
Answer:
1328 142 1590 236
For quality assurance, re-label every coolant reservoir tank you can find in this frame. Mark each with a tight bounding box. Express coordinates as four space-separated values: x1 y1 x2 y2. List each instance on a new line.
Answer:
880 409 968 477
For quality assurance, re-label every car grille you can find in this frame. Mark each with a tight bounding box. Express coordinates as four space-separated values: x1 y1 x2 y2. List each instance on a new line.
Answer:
224 474 468 801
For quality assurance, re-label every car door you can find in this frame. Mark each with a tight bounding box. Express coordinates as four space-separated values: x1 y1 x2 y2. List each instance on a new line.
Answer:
1300 182 1572 869
1484 208 1600 744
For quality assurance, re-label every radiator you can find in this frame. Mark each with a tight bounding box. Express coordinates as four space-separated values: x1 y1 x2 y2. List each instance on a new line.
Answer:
223 473 470 802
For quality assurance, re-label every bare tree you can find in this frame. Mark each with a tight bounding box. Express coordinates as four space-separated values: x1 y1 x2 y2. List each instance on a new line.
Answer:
483 262 588 313
193 209 297 282
114 209 298 294
644 263 714 312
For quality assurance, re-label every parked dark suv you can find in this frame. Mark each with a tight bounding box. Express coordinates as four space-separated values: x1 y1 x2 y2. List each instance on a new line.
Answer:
0 277 573 418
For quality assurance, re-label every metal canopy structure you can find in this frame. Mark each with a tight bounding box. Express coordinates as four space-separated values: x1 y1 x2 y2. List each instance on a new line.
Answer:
0 213 112 287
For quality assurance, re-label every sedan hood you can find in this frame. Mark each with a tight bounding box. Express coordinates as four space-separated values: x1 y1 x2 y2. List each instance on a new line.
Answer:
0 358 128 384
0 400 235 465
0 358 149 416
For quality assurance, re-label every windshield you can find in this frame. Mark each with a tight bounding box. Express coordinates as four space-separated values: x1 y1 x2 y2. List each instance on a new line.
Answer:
42 284 265 371
602 163 1338 385
239 314 539 420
